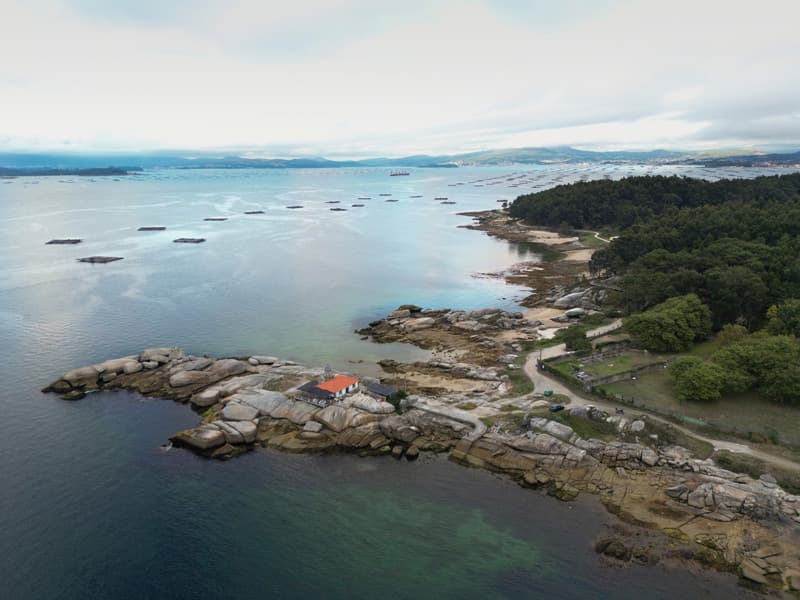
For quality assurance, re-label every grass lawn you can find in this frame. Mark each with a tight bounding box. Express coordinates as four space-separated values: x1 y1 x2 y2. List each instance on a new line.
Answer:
548 412 617 441
598 369 800 446
504 367 534 396
547 360 581 380
577 231 609 249
582 353 663 377
683 338 723 358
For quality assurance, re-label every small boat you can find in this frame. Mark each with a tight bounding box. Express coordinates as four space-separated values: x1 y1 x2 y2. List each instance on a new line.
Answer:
357 197 371 200
286 205 303 209
173 238 206 244
351 204 365 207
243 210 265 214
379 193 392 196
385 199 398 202
325 200 341 204
410 195 423 198
390 171 410 176
330 207 347 211
138 226 166 231
203 217 227 221
434 197 448 200
440 201 456 205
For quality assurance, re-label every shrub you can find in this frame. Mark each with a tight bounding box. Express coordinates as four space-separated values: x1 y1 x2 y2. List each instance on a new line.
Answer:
674 362 726 402
559 325 593 354
669 355 703 379
717 323 749 345
387 390 407 412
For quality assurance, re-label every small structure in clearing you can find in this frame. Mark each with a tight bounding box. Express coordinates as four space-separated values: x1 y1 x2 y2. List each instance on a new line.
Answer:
298 374 360 407
364 382 398 402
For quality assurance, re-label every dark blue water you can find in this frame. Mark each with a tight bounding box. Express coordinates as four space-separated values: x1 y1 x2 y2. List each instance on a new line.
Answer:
2 165 784 598
0 392 758 599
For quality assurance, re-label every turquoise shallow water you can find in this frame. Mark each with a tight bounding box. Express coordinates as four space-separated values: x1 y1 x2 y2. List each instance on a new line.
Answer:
1 164 790 599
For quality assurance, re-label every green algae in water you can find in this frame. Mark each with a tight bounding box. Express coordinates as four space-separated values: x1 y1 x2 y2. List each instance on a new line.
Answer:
242 483 547 599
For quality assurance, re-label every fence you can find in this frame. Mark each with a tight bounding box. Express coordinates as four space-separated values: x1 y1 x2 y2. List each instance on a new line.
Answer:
541 356 791 446
591 387 787 445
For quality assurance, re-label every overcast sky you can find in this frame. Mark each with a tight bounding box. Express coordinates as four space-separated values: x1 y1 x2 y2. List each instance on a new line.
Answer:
1 0 798 156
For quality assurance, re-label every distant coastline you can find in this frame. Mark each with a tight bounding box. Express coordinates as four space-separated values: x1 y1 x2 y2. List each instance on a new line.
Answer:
2 145 799 173
0 166 137 177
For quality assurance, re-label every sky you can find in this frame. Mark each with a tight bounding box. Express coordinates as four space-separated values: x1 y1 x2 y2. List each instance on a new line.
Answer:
0 0 798 157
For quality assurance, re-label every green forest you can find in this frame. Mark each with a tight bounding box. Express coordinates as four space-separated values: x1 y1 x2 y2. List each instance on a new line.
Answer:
510 174 800 405
511 174 800 328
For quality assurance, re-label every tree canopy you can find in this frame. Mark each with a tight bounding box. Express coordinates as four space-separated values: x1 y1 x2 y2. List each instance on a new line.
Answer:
669 331 800 405
509 174 800 329
625 294 712 352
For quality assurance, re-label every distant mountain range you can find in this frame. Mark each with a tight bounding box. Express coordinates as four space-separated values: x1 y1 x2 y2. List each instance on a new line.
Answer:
0 146 798 173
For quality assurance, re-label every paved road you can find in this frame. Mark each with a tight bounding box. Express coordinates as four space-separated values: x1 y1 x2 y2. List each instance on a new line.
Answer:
522 321 800 473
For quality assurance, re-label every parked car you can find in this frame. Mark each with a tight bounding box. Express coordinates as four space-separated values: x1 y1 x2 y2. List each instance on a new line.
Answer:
548 404 565 412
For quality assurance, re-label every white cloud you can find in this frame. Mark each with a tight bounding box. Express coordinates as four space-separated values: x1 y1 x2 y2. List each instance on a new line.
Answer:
0 0 798 154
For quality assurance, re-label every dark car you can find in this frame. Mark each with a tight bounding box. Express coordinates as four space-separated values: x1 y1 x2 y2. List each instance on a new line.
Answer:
548 404 565 412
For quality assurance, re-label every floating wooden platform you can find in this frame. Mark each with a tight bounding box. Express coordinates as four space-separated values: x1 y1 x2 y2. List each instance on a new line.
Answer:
203 217 228 221
46 238 82 245
173 238 206 244
138 226 166 231
243 210 265 215
77 256 123 263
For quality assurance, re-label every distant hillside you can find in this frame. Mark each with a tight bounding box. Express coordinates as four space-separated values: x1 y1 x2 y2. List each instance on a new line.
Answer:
1 146 798 170
0 166 135 177
683 151 800 167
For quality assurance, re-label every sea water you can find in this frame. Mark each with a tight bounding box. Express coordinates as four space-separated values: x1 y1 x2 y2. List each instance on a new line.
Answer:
1 164 787 599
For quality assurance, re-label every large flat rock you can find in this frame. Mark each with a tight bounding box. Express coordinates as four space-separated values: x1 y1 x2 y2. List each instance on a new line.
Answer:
315 405 360 432
351 395 396 414
171 426 225 450
221 402 259 421
237 390 290 416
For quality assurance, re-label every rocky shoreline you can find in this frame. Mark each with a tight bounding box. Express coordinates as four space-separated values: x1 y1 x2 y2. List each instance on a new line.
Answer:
459 210 600 307
39 210 800 593
43 346 800 593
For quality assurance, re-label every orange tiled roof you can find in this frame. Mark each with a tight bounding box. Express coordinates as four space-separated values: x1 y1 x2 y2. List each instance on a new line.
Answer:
316 375 359 393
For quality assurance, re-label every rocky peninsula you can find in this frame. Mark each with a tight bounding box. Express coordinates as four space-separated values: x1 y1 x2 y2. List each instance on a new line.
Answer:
44 344 800 593
40 210 800 594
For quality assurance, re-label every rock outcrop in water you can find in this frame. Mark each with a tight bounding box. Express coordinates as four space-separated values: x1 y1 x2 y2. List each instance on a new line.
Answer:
42 348 800 591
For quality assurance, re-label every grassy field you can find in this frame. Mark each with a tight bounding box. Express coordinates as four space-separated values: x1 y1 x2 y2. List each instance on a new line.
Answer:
582 353 663 377
504 366 534 396
681 338 723 358
547 359 581 380
598 369 800 446
577 231 610 249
